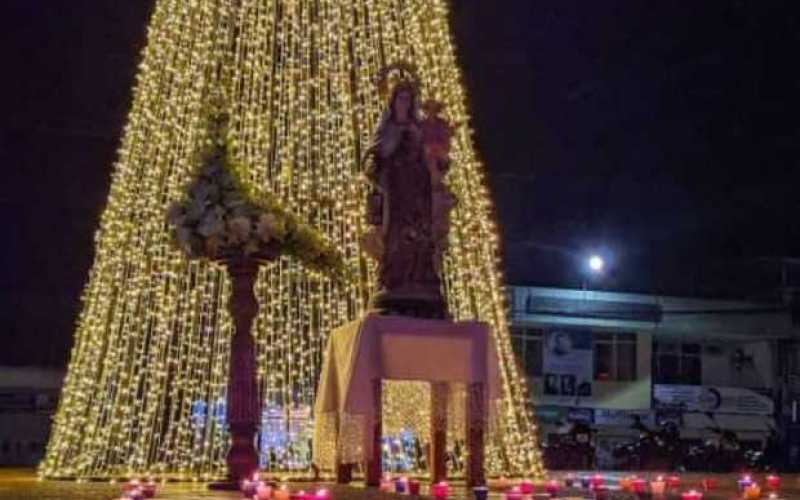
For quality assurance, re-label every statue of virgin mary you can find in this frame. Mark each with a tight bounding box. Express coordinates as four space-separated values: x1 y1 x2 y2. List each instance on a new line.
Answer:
363 65 453 317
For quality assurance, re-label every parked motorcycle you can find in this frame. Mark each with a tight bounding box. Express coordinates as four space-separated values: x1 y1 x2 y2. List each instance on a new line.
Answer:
541 421 595 470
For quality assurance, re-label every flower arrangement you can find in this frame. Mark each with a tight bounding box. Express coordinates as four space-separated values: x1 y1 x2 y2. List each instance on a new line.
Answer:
166 113 344 278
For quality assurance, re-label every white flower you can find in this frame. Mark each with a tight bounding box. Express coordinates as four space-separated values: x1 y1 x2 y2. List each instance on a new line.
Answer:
185 197 207 221
255 213 277 243
227 216 251 244
197 211 225 237
190 181 213 202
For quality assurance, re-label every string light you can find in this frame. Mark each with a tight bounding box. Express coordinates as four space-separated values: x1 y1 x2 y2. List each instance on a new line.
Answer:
40 0 544 480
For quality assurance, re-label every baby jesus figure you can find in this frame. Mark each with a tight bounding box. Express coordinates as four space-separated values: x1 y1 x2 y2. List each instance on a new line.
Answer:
420 99 457 274
421 99 453 183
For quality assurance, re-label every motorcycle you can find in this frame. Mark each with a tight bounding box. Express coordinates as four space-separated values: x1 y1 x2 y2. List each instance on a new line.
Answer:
541 421 595 470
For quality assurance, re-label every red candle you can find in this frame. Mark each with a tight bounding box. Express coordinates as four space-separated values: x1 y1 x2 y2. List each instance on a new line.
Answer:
314 488 331 500
766 475 781 491
650 478 666 496
667 475 681 489
519 479 535 495
289 490 307 500
408 479 421 495
544 480 560 497
680 490 703 500
432 482 450 499
241 479 257 497
142 481 157 499
632 477 647 494
504 486 522 500
590 474 604 489
124 480 142 492
592 486 610 500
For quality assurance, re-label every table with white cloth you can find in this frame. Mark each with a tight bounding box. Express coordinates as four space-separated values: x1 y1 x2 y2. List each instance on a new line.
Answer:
313 314 500 487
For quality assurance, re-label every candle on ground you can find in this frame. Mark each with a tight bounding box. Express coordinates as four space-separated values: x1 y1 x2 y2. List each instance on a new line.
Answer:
432 482 450 499
242 478 258 497
650 478 666 496
544 480 560 497
142 480 157 499
256 483 272 500
473 486 489 500
128 489 145 500
766 475 781 491
289 490 308 500
743 483 762 500
504 486 522 500
738 475 754 492
274 485 291 500
124 480 142 492
680 490 703 500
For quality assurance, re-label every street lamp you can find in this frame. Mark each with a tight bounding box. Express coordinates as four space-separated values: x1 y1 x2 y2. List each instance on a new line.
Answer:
588 255 604 273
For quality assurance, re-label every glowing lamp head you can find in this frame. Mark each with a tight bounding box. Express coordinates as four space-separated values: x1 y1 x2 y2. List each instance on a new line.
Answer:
588 255 604 273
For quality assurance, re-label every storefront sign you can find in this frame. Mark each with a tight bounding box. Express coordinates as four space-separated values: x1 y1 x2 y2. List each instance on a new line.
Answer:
567 407 594 423
653 385 774 415
543 329 593 400
594 409 655 427
533 406 564 423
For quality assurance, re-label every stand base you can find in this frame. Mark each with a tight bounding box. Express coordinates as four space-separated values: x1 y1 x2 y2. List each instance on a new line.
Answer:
371 290 448 319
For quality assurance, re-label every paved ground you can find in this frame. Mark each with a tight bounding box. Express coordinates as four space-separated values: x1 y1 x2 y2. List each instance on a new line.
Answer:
1 469 800 499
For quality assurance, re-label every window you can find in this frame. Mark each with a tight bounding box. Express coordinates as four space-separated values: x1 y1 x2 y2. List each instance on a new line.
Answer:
510 327 543 377
593 332 637 381
654 341 701 384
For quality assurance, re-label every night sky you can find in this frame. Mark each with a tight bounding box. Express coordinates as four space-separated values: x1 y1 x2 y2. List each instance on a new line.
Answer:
2 1 799 367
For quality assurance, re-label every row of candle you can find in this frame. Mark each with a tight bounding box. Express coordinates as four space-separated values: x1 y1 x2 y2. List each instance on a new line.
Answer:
499 474 783 500
378 476 423 496
115 479 158 500
739 474 782 492
241 476 332 500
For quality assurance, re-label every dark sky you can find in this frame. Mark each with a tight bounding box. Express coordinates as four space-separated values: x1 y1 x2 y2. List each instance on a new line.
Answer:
2 1 800 366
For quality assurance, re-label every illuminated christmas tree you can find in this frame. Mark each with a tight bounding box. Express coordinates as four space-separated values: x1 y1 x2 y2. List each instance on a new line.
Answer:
41 0 543 479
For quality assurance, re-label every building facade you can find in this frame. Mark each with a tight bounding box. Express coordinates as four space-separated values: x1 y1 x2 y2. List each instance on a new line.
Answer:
509 285 800 469
0 367 63 466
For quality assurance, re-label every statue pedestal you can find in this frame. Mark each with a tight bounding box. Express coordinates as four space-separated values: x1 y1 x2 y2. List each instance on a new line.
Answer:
370 289 448 319
313 314 499 487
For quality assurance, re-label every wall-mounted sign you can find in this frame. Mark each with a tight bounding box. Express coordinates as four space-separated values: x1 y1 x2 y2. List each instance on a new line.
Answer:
567 407 594 423
653 385 774 415
543 329 593 401
594 409 656 427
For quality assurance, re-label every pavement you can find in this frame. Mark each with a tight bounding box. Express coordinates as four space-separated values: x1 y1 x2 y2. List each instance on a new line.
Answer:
1 469 800 500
